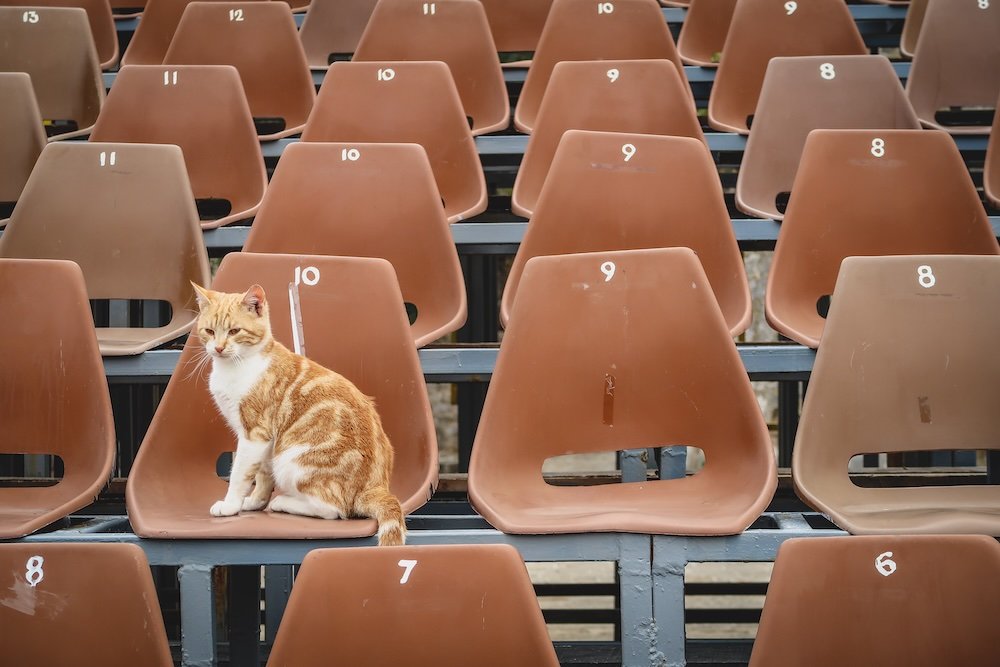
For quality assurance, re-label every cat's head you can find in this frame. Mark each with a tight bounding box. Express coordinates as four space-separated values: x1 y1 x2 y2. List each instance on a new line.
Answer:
191 283 272 360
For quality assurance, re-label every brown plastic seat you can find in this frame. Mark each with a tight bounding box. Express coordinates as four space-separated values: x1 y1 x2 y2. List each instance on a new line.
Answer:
468 247 777 535
126 252 437 538
503 131 750 336
707 0 867 134
302 61 486 222
0 142 211 355
987 91 1000 208
163 2 315 139
511 59 703 218
353 0 509 136
905 0 1000 134
900 0 926 58
268 545 558 666
736 55 921 221
0 7 104 140
0 544 172 665
750 536 1000 666
89 65 267 229
514 0 688 133
299 0 377 68
766 129 999 348
480 0 552 59
793 255 1000 534
0 259 115 538
244 142 466 347
110 0 147 18
676 0 736 67
0 0 118 69
0 73 45 214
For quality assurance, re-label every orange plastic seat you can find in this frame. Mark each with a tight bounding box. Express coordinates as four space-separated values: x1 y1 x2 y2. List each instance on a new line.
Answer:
353 0 509 135
0 142 211 355
469 248 777 535
905 0 1000 134
0 73 45 213
0 7 104 140
302 61 486 222
268 545 558 666
987 91 1000 208
750 536 1000 666
0 259 115 538
514 0 688 133
503 131 750 336
707 0 867 134
900 0 926 58
298 0 377 68
676 0 736 67
793 255 1000 534
512 59 703 218
244 142 466 347
126 252 437 538
0 0 118 69
736 55 921 221
0 544 172 666
480 0 552 58
90 65 267 228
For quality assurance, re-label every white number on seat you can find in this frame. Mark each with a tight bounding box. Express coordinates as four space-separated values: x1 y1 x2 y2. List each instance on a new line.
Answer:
99 151 117 167
875 551 897 577
294 266 320 287
784 1 797 14
22 10 39 22
621 143 636 162
917 265 936 289
598 2 614 13
870 138 885 158
341 148 360 162
819 63 836 80
229 8 244 21
164 71 178 86
423 2 435 14
26 556 44 587
601 261 616 282
978 0 989 9
398 559 417 584
607 68 620 83
377 68 395 82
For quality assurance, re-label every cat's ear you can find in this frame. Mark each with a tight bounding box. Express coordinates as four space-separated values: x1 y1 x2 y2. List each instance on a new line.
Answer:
190 282 213 309
242 284 267 317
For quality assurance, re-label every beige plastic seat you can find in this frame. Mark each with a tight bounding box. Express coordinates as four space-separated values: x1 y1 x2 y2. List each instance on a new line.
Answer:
987 91 1000 208
766 129 999 348
90 65 267 228
736 55 921 221
677 0 736 67
905 0 1000 134
0 7 104 140
512 59 703 218
503 131 750 336
299 0 377 68
0 259 115 538
164 2 315 139
707 0 867 134
0 544 172 666
353 0 508 136
514 0 688 133
0 0 118 69
303 61 486 222
793 255 1000 534
900 0 926 58
244 142 466 347
126 252 437 538
0 73 45 213
0 142 211 355
268 545 558 666
469 248 777 535
750 536 1000 666
480 0 552 61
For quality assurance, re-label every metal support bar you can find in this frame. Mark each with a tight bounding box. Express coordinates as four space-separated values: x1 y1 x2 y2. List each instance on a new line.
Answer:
264 565 293 644
178 564 216 667
619 534 655 667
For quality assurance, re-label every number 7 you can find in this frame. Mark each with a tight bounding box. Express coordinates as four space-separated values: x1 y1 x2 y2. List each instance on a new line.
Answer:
398 559 417 584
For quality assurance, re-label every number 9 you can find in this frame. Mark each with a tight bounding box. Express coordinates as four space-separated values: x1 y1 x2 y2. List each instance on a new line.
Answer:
784 1 797 14
601 261 616 282
621 144 636 162
606 68 619 83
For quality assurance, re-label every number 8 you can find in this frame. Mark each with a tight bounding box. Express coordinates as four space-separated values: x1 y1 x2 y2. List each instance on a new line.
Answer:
870 138 885 158
978 0 989 9
26 555 44 587
917 265 935 289
819 63 836 80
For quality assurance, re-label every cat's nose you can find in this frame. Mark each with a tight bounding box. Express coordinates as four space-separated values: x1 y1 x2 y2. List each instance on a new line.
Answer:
215 345 225 354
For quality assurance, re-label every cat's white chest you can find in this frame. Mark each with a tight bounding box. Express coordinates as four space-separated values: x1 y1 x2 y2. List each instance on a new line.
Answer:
208 354 271 435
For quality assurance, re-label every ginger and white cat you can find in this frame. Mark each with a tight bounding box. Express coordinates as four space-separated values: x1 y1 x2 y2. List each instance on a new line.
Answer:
191 282 405 547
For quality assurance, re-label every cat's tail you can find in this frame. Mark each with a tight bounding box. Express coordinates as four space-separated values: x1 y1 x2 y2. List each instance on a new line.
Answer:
359 487 406 547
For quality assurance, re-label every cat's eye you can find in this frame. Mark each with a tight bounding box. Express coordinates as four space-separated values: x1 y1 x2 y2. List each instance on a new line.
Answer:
228 328 241 336
204 328 215 336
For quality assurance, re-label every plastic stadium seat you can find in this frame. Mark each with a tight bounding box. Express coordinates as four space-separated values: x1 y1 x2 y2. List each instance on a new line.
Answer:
0 73 45 213
736 55 921 221
0 259 115 538
514 0 688 133
676 0 736 67
469 248 777 535
268 545 559 667
126 252 437 538
793 255 1000 534
0 142 211 355
110 0 147 18
163 2 315 140
511 59 702 218
480 0 552 60
707 0 867 134
244 142 466 347
302 61 486 223
0 0 118 69
905 0 1000 134
899 0 926 58
0 7 104 140
299 0 377 68
987 92 1000 209
766 129 999 348
750 536 1000 666
502 131 751 336
89 65 267 229
0 544 172 666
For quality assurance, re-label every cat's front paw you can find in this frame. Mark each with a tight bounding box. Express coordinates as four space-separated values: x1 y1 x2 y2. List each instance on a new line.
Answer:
210 499 242 517
242 495 268 512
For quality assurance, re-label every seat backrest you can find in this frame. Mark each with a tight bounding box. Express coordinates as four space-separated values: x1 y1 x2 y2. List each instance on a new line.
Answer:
0 6 104 140
514 0 687 132
511 59 703 218
503 130 750 335
353 0 508 135
299 0 377 68
736 55 921 221
987 91 1000 208
0 543 172 665
906 0 1000 133
302 60 486 223
0 0 117 68
792 255 1000 534
126 252 437 538
676 0 737 67
750 535 1000 666
899 0 927 58
0 73 45 208
244 142 466 347
766 129 999 348
89 64 267 229
480 0 552 53
0 258 115 537
708 0 866 133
